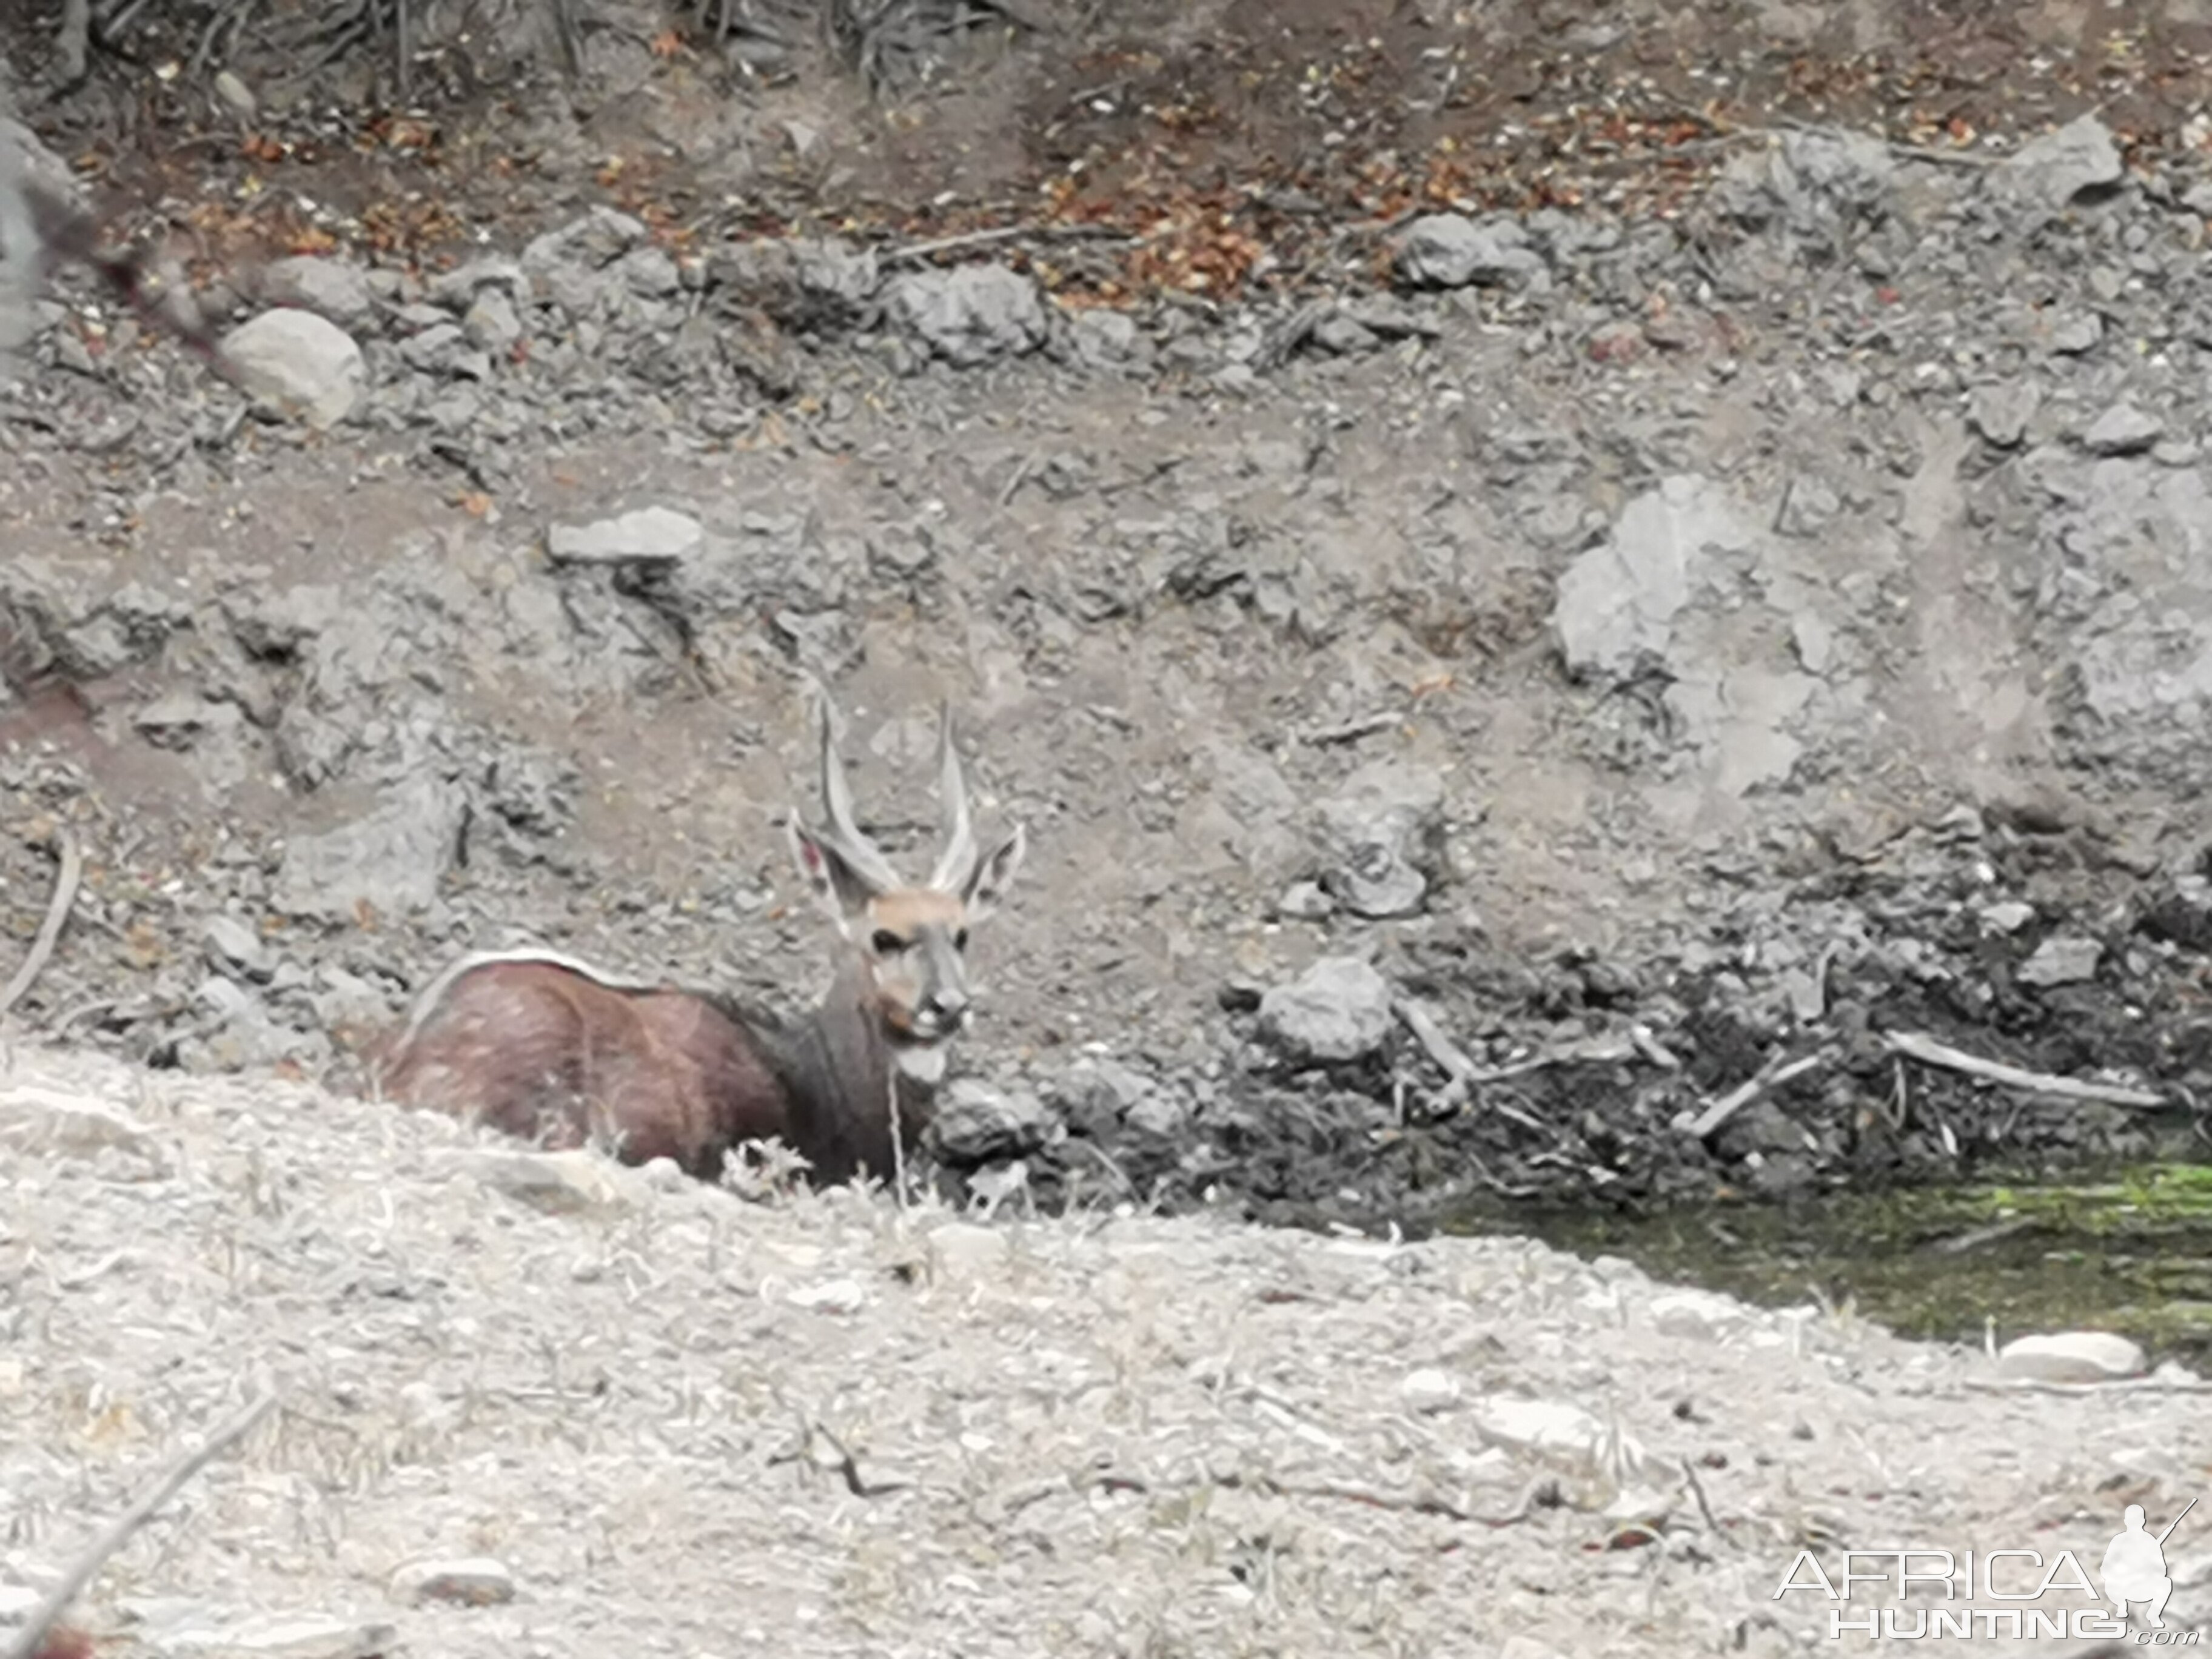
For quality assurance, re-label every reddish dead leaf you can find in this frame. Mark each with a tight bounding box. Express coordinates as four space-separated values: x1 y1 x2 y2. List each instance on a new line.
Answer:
353 897 380 931
650 27 686 58
457 491 493 518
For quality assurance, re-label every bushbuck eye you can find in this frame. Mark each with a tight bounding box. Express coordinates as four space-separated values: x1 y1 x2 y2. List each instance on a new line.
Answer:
953 928 971 951
870 929 905 954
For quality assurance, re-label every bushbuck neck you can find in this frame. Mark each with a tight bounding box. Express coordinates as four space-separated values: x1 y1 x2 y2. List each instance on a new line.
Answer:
370 695 1026 1187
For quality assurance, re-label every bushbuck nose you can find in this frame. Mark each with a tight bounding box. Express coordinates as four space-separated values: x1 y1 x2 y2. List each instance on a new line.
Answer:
928 988 971 1028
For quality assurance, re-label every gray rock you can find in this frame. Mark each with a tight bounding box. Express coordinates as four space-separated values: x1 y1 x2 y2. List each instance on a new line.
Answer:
219 308 366 431
390 1556 516 1607
1046 1057 1159 1138
1315 760 1445 920
463 290 523 352
427 256 526 308
2017 934 2103 987
1996 114 2124 214
132 692 241 751
546 506 705 567
256 256 377 330
271 779 468 922
1773 476 1840 538
2046 312 2103 355
927 1078 1050 1164
1392 213 1547 289
792 238 882 308
1716 126 1895 237
1967 382 2040 448
618 246 682 299
521 206 647 275
203 914 273 981
1069 308 1149 369
1256 956 1395 1064
1123 1091 1191 1138
1552 474 1753 681
225 584 339 659
883 265 1048 367
1277 880 1335 919
398 321 483 378
2082 402 2164 457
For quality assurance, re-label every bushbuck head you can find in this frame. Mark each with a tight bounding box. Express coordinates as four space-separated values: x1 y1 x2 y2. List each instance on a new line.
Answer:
784 696 1026 1080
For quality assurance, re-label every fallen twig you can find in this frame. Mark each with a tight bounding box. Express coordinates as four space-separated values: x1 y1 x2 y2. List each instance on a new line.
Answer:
1002 1465 1552 1527
1883 1030 2165 1110
1391 999 1552 1131
1677 1050 1830 1140
1300 711 1400 746
0 827 84 1019
769 1417 908 1498
2 1392 277 1659
883 221 1135 264
1680 1456 1736 1550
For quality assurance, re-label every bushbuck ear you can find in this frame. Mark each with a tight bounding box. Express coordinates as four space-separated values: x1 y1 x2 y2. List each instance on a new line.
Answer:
961 823 1027 923
786 817 885 929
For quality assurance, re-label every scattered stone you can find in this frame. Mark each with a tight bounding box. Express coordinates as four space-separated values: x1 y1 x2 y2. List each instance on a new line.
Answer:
389 1557 516 1607
132 692 243 751
271 780 468 923
1315 760 1444 920
1122 1091 1191 1139
1399 1367 1461 1412
546 506 705 568
1256 956 1395 1064
883 265 1047 367
218 309 367 431
1553 474 1752 681
1648 1289 1751 1342
926 1221 1011 1279
2081 403 2164 457
1980 900 2037 935
154 1613 395 1659
1967 382 2040 448
440 1147 649 1215
203 914 273 982
927 1078 1050 1164
1995 1330 2146 1383
1772 476 1840 538
1046 1057 1160 1138
2017 934 2102 987
2045 313 2103 355
1996 114 2125 214
255 258 376 330
1277 880 1334 919
1392 213 1547 289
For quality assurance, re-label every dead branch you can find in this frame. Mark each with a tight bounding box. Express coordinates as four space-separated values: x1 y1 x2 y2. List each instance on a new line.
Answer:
1680 1456 1735 1549
1001 1464 1555 1527
1391 997 1564 1132
0 827 83 1019
883 221 1133 264
1677 1050 1830 1140
1883 1030 2165 1110
768 1417 909 1498
1 1392 277 1659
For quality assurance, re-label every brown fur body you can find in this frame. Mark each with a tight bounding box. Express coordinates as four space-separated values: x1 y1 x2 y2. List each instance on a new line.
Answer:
370 697 1024 1188
372 951 933 1185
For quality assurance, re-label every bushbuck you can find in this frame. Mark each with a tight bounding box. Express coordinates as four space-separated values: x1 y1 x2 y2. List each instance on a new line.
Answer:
370 696 1027 1186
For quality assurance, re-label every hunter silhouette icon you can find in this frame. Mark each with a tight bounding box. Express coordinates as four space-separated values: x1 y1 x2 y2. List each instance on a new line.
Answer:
2100 1498 2194 1628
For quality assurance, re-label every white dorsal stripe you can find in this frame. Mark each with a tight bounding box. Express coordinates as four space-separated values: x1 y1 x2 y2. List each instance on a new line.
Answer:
390 946 667 1056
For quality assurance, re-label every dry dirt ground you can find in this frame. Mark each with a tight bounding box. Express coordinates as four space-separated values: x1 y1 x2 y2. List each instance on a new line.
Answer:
5 1039 2212 1659
10 2 2212 1646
